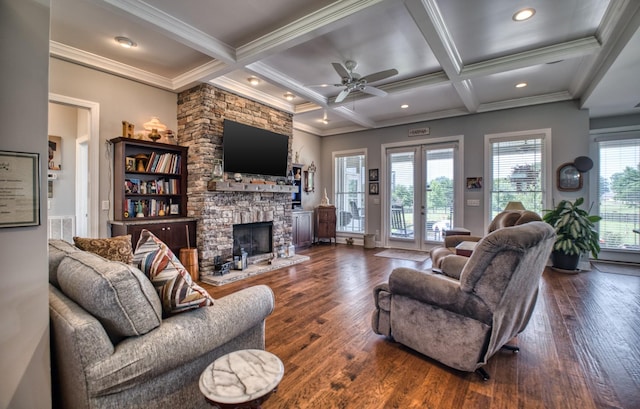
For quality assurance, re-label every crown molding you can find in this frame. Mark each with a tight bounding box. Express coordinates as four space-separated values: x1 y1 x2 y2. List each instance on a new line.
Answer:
50 41 174 90
477 91 573 113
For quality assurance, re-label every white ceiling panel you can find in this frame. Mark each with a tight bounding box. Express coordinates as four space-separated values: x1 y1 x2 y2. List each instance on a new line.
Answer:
436 0 611 65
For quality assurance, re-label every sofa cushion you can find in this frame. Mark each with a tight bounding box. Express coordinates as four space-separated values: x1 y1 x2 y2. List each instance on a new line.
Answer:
57 251 162 342
73 235 134 264
133 229 214 317
49 239 79 288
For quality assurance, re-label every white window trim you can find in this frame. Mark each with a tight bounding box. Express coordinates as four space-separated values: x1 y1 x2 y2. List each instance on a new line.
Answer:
484 128 552 232
332 148 368 237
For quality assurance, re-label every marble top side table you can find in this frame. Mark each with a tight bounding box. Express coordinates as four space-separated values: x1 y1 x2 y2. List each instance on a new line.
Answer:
199 349 284 409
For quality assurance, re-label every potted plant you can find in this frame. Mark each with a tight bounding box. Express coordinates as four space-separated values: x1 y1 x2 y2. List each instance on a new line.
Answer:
542 197 601 270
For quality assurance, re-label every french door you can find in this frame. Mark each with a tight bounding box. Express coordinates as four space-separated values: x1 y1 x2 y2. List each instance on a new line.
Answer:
385 141 461 250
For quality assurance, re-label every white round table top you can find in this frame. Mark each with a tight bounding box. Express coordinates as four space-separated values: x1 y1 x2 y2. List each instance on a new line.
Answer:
199 349 284 404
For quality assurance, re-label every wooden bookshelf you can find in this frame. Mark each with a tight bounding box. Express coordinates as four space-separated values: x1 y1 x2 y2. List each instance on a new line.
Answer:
109 137 195 254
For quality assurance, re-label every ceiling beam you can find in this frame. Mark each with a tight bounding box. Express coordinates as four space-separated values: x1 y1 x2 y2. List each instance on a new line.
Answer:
95 0 236 63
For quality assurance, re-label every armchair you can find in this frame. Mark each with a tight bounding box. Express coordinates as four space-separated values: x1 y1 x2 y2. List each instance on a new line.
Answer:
430 210 541 271
372 222 555 379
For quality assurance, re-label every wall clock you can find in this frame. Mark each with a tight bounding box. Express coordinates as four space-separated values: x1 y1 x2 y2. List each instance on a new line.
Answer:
557 162 582 191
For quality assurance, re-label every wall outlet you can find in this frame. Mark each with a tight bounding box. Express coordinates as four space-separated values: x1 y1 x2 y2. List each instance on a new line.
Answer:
466 199 480 207
101 200 110 210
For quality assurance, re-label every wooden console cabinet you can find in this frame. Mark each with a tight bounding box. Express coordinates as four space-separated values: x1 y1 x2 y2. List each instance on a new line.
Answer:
111 218 196 255
315 206 336 244
292 211 313 249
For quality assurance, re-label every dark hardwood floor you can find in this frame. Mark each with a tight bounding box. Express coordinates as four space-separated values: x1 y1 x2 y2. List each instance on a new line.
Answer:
200 244 640 409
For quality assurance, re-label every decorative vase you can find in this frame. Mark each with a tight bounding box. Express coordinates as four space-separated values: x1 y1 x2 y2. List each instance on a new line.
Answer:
552 250 580 271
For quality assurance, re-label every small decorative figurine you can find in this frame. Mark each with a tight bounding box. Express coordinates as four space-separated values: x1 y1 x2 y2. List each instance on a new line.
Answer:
320 188 330 206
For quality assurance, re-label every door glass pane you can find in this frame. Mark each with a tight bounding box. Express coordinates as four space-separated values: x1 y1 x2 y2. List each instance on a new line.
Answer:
425 148 454 241
335 154 366 233
598 139 640 250
390 151 414 239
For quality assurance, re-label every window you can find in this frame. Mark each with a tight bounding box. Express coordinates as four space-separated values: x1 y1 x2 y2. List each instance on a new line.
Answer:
597 137 640 250
334 152 366 234
486 130 551 220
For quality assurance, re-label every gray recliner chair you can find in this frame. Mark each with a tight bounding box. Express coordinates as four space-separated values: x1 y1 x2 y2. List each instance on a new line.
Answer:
371 222 555 379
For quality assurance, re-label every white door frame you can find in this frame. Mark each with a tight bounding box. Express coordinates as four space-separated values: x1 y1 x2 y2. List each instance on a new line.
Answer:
381 135 464 250
49 93 100 237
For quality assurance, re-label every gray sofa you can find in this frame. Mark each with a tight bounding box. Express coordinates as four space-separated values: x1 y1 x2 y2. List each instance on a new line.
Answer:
372 222 555 378
48 239 275 409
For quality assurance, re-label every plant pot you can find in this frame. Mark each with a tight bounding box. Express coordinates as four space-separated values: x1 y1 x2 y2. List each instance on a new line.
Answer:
552 250 580 271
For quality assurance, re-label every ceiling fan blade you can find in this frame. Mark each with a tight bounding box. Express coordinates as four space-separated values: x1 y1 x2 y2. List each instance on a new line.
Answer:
335 88 351 103
332 62 350 79
305 83 342 88
361 68 398 84
361 86 387 97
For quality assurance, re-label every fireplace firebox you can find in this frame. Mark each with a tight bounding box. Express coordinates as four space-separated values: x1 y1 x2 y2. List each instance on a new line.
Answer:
233 221 273 258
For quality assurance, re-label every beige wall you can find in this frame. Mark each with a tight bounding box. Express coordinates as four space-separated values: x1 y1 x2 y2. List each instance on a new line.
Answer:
0 0 52 408
49 58 178 237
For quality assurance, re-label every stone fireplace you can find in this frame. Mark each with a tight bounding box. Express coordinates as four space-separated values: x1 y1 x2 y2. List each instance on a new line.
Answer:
177 84 294 276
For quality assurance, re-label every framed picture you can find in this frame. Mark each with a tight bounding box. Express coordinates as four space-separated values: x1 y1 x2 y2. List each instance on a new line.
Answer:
170 203 180 215
557 162 582 191
48 135 62 170
0 150 41 228
369 168 379 181
466 177 482 189
125 156 136 172
369 182 379 195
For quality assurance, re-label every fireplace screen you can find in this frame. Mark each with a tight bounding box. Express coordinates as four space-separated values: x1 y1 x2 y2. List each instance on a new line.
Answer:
232 221 273 257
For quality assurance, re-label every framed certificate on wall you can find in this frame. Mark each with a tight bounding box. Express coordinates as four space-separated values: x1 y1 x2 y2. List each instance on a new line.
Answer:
0 150 41 228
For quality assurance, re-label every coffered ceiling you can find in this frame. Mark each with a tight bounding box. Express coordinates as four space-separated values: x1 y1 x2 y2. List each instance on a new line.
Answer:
50 0 640 136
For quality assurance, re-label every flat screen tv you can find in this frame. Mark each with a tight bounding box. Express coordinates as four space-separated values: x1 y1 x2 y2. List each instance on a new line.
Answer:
223 119 290 177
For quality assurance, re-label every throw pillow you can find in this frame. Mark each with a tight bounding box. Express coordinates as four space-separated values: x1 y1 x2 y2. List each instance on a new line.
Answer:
57 250 162 342
133 229 214 316
73 235 134 264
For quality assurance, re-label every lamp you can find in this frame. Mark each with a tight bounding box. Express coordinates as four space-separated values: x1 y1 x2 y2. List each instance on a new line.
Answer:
143 117 167 142
504 201 525 211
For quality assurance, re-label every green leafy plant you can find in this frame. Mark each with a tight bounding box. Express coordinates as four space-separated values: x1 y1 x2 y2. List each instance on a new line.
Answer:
542 197 602 258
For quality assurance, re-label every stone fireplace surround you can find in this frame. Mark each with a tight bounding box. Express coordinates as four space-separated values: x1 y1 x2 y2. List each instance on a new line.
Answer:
177 84 294 276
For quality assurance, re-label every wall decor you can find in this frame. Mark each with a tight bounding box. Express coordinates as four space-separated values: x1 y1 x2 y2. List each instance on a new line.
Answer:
48 135 62 170
557 162 582 191
369 168 379 181
369 182 379 195
466 177 482 189
0 150 40 228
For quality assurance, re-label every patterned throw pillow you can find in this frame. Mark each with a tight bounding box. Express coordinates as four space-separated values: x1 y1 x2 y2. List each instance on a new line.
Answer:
73 235 134 264
133 229 214 316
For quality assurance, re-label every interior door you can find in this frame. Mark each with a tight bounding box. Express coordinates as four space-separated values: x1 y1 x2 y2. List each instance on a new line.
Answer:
386 142 458 251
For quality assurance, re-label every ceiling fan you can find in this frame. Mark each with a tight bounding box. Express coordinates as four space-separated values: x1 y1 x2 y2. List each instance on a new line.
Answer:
312 60 398 103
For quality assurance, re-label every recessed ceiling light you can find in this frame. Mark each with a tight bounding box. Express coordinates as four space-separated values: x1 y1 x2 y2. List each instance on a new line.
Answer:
115 36 136 48
513 8 536 21
283 92 295 101
247 76 260 86
515 82 528 88
401 104 409 109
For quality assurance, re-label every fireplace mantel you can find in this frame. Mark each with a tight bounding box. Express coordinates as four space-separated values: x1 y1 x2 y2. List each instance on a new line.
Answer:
207 181 296 193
